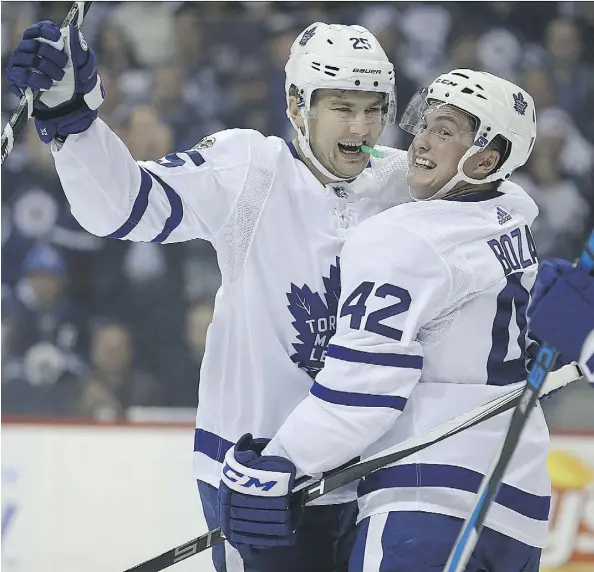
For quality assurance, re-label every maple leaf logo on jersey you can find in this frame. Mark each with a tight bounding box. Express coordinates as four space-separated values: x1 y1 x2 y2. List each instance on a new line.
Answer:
287 257 341 378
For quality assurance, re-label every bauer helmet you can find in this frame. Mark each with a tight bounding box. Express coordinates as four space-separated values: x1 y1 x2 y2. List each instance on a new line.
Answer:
285 22 396 181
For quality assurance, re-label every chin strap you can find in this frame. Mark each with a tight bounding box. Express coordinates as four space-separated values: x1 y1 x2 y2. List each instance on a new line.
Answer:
408 146 502 201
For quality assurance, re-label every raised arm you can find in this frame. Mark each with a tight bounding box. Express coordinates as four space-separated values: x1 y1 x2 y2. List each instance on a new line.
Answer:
5 20 259 243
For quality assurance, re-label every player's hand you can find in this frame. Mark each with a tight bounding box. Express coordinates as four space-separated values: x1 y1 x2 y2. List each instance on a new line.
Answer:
5 20 104 143
528 259 594 374
218 433 303 559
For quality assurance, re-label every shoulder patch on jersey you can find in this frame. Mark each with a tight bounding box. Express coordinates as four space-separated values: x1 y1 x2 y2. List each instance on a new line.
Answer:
287 257 341 379
193 135 216 150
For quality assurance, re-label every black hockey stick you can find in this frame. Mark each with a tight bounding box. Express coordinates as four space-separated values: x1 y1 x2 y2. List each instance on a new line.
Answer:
444 229 594 572
0 1 92 165
123 362 582 572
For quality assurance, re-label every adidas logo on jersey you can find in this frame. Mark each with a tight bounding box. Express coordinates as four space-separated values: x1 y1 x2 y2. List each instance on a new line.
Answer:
496 206 512 225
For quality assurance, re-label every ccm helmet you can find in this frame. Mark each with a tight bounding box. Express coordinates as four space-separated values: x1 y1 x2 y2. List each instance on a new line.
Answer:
400 69 537 199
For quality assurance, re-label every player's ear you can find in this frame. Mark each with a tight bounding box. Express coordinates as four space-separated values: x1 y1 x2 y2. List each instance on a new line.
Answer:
288 97 305 131
464 149 501 179
479 149 501 177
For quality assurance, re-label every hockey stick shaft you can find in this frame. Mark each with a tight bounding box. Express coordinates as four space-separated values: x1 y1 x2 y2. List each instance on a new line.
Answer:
444 229 594 572
0 1 92 165
123 362 582 572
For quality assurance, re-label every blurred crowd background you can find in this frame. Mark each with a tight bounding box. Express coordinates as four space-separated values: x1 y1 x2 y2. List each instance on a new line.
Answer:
1 1 593 427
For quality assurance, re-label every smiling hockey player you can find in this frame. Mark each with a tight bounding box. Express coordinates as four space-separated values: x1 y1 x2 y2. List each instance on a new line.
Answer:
218 70 551 572
5 19 414 572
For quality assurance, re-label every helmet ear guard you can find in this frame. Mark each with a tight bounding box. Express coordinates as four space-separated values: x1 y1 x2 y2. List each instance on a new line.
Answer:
400 69 537 200
285 22 397 181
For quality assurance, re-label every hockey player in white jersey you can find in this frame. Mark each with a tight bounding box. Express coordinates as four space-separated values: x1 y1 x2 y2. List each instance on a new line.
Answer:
218 71 551 571
5 19 411 572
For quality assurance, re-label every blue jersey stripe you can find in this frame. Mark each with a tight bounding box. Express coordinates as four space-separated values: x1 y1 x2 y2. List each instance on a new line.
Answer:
327 344 423 369
194 428 361 476
185 149 205 166
194 428 233 463
106 167 153 239
311 381 408 410
141 168 185 243
358 463 550 521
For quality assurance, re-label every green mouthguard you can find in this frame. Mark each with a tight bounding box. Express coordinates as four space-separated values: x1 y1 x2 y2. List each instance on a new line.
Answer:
361 145 385 159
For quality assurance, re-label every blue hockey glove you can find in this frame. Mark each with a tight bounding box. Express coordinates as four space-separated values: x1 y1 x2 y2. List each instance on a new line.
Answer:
219 433 303 560
5 20 104 143
528 259 594 375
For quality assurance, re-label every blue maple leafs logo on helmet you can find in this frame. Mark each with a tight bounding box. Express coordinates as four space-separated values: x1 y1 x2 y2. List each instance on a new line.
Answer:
512 92 528 116
299 26 317 46
287 258 341 378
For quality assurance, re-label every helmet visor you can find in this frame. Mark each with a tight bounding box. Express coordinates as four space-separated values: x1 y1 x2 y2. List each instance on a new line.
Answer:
399 88 478 143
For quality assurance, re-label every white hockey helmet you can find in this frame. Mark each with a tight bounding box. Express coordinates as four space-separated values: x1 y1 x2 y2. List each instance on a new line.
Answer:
285 22 396 181
400 69 537 200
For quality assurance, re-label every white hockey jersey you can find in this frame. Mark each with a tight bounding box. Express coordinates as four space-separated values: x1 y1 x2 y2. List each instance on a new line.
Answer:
51 119 410 504
265 182 551 548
